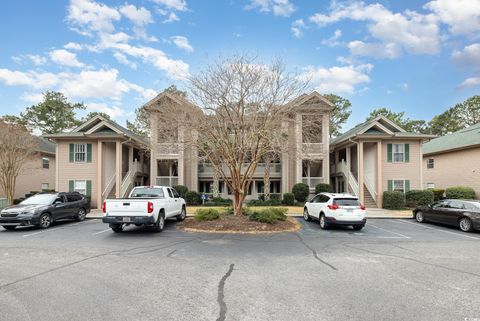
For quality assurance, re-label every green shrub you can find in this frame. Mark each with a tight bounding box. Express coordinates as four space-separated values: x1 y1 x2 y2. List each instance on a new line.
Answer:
430 189 445 201
247 198 283 206
445 186 476 199
315 183 331 194
405 190 434 207
382 191 406 210
292 183 309 202
195 208 221 221
282 193 295 205
172 185 188 197
185 191 201 205
204 197 232 207
248 208 288 224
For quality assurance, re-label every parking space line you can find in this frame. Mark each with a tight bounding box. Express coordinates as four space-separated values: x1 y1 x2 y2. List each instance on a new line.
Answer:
397 219 480 240
22 231 46 238
93 229 111 235
368 223 411 239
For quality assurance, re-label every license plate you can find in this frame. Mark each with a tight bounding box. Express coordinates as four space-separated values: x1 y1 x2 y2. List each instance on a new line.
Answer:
123 217 131 223
346 209 353 213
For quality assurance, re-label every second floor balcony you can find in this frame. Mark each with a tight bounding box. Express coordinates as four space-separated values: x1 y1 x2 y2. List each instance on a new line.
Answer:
198 162 282 177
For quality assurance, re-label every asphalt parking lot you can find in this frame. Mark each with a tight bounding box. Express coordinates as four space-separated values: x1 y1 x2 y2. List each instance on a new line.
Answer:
0 218 479 321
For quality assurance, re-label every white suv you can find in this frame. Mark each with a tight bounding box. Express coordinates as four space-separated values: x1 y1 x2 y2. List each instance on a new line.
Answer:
303 193 367 230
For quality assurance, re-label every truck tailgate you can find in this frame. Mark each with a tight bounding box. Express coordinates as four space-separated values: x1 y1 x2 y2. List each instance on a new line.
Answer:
105 199 150 216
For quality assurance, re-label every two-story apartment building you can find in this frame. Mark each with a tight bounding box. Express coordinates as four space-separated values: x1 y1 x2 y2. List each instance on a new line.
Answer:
45 116 149 208
423 123 480 198
144 91 334 200
330 116 435 207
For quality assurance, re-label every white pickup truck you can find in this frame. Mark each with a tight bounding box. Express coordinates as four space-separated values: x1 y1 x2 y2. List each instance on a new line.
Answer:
102 186 186 233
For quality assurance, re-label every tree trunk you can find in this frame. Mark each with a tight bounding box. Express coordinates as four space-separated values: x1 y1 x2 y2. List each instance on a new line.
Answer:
264 157 271 201
212 171 219 198
233 190 246 216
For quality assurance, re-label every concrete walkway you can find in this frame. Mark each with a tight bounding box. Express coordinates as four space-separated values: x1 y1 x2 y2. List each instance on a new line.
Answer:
88 207 413 219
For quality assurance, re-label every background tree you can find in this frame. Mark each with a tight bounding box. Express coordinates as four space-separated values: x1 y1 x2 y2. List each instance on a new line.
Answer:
21 91 85 134
324 94 352 137
426 96 479 136
127 85 187 137
454 95 480 126
83 111 111 121
0 120 37 205
366 108 428 133
0 115 27 127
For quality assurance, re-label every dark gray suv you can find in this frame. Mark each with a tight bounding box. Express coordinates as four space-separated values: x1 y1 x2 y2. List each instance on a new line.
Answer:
0 192 90 230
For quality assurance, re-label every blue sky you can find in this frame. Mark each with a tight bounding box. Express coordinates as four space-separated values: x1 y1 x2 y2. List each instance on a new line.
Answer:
0 0 479 131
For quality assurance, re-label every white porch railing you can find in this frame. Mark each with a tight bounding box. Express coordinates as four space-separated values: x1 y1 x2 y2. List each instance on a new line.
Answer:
302 143 324 155
121 170 134 198
302 177 324 188
156 176 179 186
103 174 116 198
364 175 377 201
338 160 359 197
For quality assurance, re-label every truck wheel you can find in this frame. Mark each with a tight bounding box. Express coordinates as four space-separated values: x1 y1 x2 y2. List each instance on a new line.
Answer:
111 225 123 233
153 213 165 233
176 207 186 221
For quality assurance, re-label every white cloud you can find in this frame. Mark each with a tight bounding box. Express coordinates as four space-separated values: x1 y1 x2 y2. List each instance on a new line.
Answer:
310 1 440 58
459 77 480 88
452 43 480 69
163 12 180 23
170 36 194 52
12 54 48 66
21 92 44 104
291 19 306 38
246 0 295 17
398 83 409 91
85 102 125 118
299 64 373 94
348 41 402 59
49 49 85 67
321 29 342 47
113 52 137 69
64 42 83 50
151 0 187 11
424 0 480 37
67 0 121 35
0 67 157 102
120 4 153 26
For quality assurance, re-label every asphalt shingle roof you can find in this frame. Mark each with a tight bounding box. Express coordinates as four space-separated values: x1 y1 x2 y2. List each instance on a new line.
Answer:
423 123 480 155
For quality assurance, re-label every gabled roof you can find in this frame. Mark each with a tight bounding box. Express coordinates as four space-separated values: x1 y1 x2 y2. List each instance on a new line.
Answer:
331 115 435 146
44 115 148 145
143 91 198 112
35 137 56 155
423 122 480 155
290 91 335 111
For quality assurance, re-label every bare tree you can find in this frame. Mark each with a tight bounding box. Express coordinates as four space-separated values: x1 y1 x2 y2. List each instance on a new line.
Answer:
185 55 307 215
0 120 37 205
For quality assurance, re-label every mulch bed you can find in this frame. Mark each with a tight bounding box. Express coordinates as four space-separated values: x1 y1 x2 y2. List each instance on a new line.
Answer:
177 215 301 234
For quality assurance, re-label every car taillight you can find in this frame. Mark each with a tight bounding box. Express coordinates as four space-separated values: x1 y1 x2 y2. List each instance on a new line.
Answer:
328 204 339 210
360 204 366 210
102 201 106 214
147 201 154 213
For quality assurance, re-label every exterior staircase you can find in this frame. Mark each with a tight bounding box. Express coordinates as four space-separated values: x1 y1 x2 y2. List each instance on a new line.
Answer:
363 184 377 208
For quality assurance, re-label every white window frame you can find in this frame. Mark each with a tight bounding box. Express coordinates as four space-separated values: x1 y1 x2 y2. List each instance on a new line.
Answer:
41 183 49 190
393 144 405 163
427 183 435 189
74 144 87 163
427 158 434 169
74 180 87 195
42 157 50 169
393 180 405 193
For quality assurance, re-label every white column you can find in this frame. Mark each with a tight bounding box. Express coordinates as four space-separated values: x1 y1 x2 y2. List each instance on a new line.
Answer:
115 141 122 198
295 114 303 184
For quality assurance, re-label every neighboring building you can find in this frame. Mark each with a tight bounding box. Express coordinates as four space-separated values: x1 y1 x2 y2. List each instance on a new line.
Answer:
0 137 56 200
45 116 149 208
423 123 480 198
145 91 334 200
330 116 435 208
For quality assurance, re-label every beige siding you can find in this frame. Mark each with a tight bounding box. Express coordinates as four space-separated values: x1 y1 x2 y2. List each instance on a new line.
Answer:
57 141 99 207
423 148 480 198
382 140 423 191
0 153 56 200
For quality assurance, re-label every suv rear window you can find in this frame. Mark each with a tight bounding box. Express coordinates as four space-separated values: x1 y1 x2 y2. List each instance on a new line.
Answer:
130 188 165 198
333 198 360 206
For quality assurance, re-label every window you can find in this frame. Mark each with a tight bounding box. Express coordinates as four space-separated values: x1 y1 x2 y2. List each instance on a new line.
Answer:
172 189 180 198
393 180 405 192
41 183 49 191
74 144 87 163
42 157 50 169
427 158 434 169
393 144 405 162
74 180 87 195
448 200 465 209
66 193 81 202
167 188 173 198
319 195 330 203
427 183 435 189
